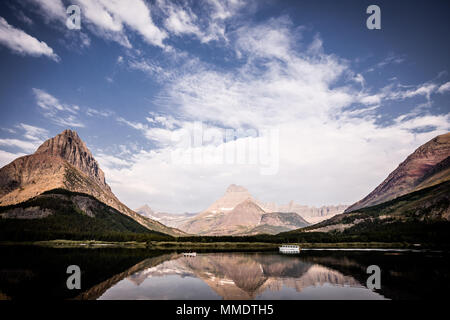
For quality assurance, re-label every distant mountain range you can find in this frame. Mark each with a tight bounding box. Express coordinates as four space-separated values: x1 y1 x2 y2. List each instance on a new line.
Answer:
292 132 450 235
0 129 185 238
137 184 347 235
135 204 196 228
165 185 311 235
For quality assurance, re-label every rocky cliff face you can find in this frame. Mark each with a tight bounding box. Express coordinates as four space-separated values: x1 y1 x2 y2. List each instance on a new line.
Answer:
0 129 185 236
221 198 265 228
346 132 450 212
34 129 109 191
260 212 310 229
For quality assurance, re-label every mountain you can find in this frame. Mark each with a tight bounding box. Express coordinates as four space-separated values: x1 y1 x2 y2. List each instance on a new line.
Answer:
260 201 348 224
0 189 171 241
204 184 255 213
345 132 450 212
0 129 185 237
260 212 310 229
180 185 311 235
300 180 450 234
222 198 266 228
135 204 154 218
135 204 196 228
292 133 450 238
180 184 257 235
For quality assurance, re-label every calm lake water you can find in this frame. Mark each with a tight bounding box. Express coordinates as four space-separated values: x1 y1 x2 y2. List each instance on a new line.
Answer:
0 246 449 300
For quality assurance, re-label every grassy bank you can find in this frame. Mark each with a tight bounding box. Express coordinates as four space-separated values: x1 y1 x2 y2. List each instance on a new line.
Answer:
0 240 422 249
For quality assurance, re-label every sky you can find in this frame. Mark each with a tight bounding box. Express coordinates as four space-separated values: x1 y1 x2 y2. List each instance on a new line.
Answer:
0 0 449 213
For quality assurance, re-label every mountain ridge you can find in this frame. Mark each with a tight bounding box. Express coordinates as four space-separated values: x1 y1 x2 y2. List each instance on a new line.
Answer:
346 132 450 212
135 204 196 228
0 129 185 237
295 132 450 235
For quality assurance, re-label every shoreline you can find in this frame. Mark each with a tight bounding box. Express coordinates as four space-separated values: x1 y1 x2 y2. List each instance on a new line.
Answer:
0 240 430 250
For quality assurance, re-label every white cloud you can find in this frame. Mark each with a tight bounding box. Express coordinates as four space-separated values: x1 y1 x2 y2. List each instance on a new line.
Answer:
117 116 181 147
0 149 26 167
0 123 47 157
0 138 38 153
438 82 450 94
96 153 131 168
128 59 166 77
28 0 167 48
235 17 294 61
16 123 49 141
367 53 405 72
32 88 84 127
158 0 203 38
401 84 437 100
100 19 449 212
381 82 447 102
86 108 113 117
29 0 66 22
0 16 59 61
74 0 167 48
156 0 245 43
352 73 365 87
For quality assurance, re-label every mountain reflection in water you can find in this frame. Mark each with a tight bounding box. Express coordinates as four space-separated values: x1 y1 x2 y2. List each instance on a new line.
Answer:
97 252 385 300
2 247 449 300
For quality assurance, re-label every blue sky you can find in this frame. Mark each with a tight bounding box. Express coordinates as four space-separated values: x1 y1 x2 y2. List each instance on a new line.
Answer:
0 0 449 212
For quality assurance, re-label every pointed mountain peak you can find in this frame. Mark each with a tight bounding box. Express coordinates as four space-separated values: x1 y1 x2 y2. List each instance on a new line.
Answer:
136 204 154 215
226 184 248 193
138 204 153 210
34 129 108 189
35 129 84 155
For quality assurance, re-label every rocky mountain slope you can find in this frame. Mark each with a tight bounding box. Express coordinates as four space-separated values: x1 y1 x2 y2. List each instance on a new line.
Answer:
238 212 310 236
0 189 171 241
0 129 185 237
346 132 450 212
289 132 450 236
301 180 450 234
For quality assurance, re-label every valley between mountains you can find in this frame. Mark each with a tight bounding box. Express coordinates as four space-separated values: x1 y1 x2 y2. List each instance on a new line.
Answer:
0 129 449 246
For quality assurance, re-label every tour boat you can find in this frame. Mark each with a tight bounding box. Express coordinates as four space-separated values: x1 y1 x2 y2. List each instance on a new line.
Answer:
183 252 197 257
279 245 301 254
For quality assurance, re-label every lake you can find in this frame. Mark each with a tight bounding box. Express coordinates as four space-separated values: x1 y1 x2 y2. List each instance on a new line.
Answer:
0 246 448 300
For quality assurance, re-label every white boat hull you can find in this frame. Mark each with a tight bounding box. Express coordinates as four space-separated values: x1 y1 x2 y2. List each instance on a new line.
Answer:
279 246 300 254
